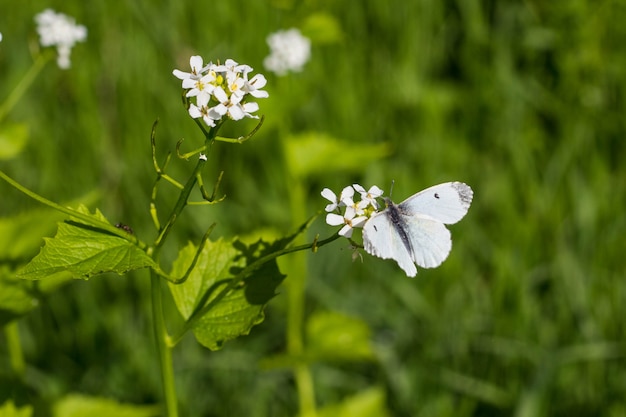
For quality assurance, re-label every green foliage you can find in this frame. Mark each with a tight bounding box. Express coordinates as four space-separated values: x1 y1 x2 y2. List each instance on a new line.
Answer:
317 387 389 417
0 400 32 417
0 123 28 160
51 394 159 417
17 206 157 280
169 237 286 350
284 131 391 178
1 0 626 416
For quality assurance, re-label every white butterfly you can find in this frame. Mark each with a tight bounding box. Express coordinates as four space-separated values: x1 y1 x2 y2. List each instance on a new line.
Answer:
362 182 473 277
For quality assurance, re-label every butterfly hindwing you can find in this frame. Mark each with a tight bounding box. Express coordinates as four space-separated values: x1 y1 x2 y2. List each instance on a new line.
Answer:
401 214 452 269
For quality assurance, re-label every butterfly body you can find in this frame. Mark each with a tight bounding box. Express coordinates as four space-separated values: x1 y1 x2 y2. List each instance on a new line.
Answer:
362 182 473 277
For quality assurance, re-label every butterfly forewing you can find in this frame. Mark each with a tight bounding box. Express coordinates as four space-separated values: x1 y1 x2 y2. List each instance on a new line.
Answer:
398 182 473 225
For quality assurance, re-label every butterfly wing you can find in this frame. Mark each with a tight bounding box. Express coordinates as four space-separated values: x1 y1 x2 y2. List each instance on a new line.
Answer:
397 182 473 224
363 211 418 277
401 214 452 269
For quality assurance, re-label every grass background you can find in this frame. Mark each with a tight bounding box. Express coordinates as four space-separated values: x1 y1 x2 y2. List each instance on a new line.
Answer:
1 0 626 416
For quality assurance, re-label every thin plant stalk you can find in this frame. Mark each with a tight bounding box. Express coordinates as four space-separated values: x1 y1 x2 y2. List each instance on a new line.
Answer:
4 322 26 378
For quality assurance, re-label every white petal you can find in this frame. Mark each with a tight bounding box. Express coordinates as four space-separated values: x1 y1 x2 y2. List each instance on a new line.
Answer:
213 86 229 103
326 213 345 226
241 102 259 114
368 185 384 197
249 74 267 89
189 55 204 73
351 216 368 228
339 225 353 238
173 69 191 80
228 105 245 120
321 188 337 203
209 104 227 117
188 104 202 118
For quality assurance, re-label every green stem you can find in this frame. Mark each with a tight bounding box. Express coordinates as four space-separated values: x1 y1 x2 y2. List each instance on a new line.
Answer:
276 74 318 415
148 130 216 417
154 143 213 250
0 54 50 123
151 272 178 417
0 170 147 248
5 322 25 378
285 179 317 417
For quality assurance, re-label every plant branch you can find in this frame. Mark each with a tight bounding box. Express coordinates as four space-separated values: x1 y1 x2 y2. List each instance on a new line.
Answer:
0 170 147 249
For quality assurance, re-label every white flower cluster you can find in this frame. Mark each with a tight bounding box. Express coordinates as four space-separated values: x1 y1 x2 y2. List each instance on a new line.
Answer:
263 28 311 76
321 184 384 238
173 56 268 127
35 9 87 69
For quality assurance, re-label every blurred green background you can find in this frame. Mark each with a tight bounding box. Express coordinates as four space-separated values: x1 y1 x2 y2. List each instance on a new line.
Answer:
1 0 626 416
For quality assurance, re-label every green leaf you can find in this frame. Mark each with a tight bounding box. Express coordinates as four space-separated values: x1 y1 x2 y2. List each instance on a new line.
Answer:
0 122 29 160
316 387 390 417
306 310 375 362
169 236 287 350
17 205 156 280
260 310 375 369
0 265 38 325
52 394 159 417
0 400 33 417
0 267 73 325
284 131 391 177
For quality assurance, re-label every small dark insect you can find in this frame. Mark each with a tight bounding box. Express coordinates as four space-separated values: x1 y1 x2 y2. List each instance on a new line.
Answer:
434 193 440 199
115 222 134 235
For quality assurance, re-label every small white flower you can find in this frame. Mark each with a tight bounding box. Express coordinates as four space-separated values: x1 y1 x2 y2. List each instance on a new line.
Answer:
325 206 367 238
321 186 354 212
184 72 217 104
35 9 87 69
174 56 268 125
264 28 311 76
353 184 384 210
242 73 269 99
188 101 217 127
173 55 208 81
343 196 371 217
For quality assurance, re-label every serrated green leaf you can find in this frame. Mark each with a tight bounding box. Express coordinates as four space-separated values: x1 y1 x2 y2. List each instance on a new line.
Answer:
0 122 29 160
0 400 33 417
284 131 391 177
17 206 156 280
170 235 294 350
52 394 159 417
